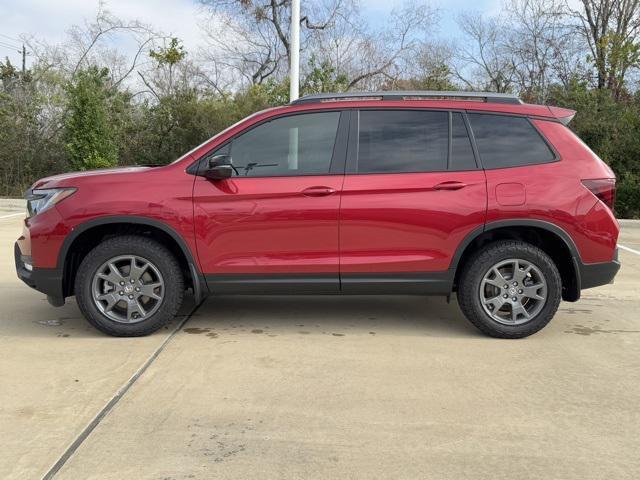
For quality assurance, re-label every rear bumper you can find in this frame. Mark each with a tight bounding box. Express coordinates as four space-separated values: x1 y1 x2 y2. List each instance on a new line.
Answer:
15 242 64 304
578 247 621 290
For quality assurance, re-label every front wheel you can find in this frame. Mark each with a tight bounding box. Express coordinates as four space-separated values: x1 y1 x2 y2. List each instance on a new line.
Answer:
75 235 184 336
457 240 562 338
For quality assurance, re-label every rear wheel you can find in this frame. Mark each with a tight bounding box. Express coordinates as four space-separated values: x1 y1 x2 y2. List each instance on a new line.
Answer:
457 240 561 338
75 235 184 336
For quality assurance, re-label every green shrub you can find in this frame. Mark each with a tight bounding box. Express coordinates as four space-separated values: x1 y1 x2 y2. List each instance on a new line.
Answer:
617 172 640 218
64 67 118 170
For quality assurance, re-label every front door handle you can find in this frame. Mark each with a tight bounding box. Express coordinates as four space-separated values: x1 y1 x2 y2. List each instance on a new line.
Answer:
302 186 337 197
434 181 467 191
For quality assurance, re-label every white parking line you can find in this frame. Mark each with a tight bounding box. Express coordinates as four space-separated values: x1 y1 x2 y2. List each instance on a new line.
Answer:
0 212 24 220
619 244 640 256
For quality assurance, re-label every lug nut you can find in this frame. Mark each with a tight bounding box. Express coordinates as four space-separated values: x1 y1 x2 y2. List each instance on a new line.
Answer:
119 291 123 296
120 281 125 286
504 284 508 289
135 287 140 292
503 294 508 298
518 289 523 294
128 294 134 299
513 281 518 286
512 297 517 301
130 279 135 284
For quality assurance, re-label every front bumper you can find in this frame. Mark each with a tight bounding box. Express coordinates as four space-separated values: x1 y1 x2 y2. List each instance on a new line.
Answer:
15 242 65 305
578 247 621 290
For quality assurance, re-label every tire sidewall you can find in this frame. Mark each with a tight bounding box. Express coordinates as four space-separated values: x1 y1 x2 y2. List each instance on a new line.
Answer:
459 242 562 338
75 236 183 336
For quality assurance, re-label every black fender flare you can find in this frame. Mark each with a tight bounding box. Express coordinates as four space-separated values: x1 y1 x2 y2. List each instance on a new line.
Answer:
449 219 581 297
58 215 207 301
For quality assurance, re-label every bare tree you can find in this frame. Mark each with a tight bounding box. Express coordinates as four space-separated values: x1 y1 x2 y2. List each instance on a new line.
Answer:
306 0 439 90
65 1 160 88
454 12 516 92
570 0 640 96
505 0 581 102
199 0 346 86
454 1 588 99
200 9 283 87
345 1 438 90
403 40 457 90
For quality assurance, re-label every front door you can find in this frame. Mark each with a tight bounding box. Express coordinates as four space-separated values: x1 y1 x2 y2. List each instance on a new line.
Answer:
193 110 348 293
339 109 487 293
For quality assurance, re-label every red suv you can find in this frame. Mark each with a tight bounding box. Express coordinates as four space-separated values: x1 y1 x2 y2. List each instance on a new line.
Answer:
15 91 620 338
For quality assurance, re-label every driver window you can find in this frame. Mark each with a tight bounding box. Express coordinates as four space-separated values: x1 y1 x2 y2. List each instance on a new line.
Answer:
227 111 340 177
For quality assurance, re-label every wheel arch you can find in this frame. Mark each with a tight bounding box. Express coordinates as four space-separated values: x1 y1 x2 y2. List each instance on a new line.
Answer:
59 216 206 301
451 220 581 302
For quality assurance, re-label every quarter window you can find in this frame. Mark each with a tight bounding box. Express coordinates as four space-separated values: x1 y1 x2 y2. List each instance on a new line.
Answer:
467 113 555 169
450 112 476 170
227 111 340 177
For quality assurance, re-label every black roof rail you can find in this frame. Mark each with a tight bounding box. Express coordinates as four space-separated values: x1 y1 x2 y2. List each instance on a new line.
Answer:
290 90 522 105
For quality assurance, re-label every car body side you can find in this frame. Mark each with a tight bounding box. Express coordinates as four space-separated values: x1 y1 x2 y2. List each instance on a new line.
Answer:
16 99 620 306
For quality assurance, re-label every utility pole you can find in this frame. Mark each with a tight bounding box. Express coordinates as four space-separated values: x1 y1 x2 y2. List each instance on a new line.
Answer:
289 0 300 102
21 44 26 74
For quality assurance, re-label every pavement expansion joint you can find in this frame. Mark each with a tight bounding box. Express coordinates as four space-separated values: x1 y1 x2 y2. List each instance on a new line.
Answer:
41 298 205 480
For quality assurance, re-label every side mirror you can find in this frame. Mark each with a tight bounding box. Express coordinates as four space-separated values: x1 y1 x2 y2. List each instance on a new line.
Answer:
203 154 233 180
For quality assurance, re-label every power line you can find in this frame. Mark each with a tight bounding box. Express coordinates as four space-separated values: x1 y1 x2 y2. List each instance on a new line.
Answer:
0 40 21 50
0 33 22 44
0 42 22 53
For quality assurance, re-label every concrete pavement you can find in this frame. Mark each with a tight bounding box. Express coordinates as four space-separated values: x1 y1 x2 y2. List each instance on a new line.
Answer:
0 212 195 479
1 208 639 479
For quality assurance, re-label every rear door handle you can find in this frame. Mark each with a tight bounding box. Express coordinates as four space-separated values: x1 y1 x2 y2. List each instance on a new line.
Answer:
434 181 467 191
302 186 337 197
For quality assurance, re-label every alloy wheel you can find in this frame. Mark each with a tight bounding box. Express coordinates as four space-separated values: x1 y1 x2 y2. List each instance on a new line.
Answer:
479 258 548 325
91 255 165 324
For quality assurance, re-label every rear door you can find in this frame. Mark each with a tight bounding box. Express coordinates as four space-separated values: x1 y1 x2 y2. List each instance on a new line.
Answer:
339 109 487 293
193 110 348 293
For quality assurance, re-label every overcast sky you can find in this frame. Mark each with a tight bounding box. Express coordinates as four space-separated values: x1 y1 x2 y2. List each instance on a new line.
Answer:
0 0 499 66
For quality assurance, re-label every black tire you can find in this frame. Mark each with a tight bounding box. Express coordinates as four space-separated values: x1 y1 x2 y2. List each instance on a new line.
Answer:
75 235 184 337
457 240 562 339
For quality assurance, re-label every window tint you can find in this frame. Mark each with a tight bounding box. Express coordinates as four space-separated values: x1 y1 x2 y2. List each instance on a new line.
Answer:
229 112 340 177
467 113 555 169
450 113 476 170
357 110 448 173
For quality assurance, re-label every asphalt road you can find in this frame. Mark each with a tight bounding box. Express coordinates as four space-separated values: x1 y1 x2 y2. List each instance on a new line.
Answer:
1 207 639 480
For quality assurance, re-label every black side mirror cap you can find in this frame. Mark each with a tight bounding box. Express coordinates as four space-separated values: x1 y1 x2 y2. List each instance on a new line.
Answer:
209 154 232 166
202 154 233 180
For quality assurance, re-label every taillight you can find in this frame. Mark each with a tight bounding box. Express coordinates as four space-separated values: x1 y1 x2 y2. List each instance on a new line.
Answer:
582 178 616 211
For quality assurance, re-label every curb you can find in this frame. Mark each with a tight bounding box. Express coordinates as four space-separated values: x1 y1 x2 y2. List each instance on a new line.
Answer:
618 219 640 228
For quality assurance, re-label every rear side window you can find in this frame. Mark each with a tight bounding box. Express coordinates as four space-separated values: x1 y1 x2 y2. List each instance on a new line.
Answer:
467 113 555 169
358 110 448 173
228 111 340 177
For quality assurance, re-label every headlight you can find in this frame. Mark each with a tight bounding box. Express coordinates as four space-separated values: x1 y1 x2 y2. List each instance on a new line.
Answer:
26 188 77 217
